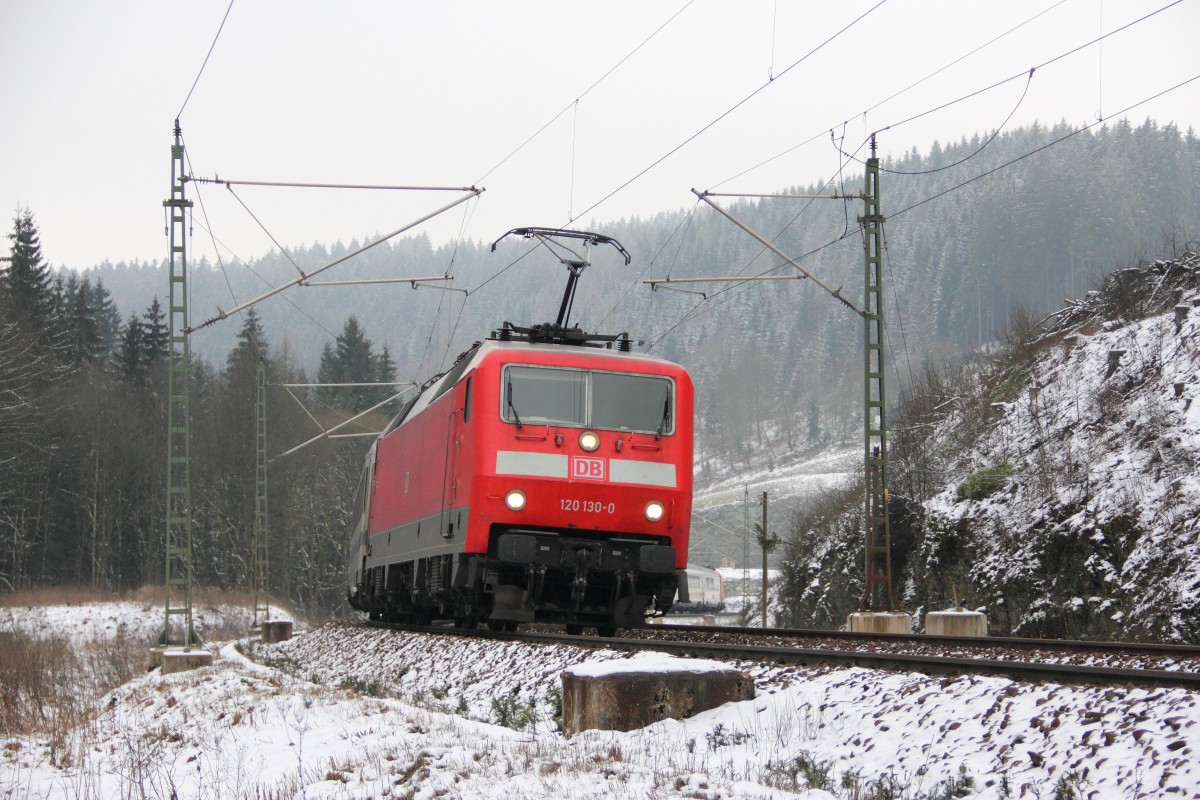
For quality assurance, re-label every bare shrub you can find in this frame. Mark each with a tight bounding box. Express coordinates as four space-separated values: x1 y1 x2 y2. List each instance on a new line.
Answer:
1 625 147 745
0 630 77 734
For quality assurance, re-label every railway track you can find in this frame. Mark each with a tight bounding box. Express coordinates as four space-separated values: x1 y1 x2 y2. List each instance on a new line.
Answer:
365 619 1200 689
635 621 1200 671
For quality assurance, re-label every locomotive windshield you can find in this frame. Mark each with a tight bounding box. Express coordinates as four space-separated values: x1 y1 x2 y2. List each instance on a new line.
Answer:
503 365 673 435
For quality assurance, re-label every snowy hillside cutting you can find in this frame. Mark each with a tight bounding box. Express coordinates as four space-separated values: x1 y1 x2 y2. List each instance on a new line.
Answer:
903 253 1200 641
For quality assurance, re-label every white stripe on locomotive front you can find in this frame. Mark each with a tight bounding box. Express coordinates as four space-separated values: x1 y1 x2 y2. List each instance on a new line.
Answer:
495 451 568 478
607 460 676 488
495 450 676 487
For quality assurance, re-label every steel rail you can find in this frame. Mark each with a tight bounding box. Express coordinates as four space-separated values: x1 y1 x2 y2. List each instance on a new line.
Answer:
650 622 1200 658
363 621 1200 690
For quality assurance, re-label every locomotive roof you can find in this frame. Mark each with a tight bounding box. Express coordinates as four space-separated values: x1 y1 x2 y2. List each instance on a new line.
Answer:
477 338 677 365
380 337 684 439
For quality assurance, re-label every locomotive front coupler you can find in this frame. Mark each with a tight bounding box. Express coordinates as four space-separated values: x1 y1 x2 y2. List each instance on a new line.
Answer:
527 563 547 605
570 546 596 606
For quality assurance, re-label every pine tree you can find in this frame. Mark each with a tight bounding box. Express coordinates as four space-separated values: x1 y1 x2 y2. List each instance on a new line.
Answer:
0 209 55 337
92 280 122 357
1 209 63 366
225 308 269 382
372 344 397 408
65 276 105 365
317 316 380 412
316 342 341 400
141 297 169 366
115 314 145 382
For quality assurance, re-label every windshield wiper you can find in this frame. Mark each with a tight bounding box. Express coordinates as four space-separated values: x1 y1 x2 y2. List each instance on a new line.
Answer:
507 378 523 429
655 391 671 439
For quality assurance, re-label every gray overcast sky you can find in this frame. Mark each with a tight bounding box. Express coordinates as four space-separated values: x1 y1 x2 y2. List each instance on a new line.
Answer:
2 0 1198 271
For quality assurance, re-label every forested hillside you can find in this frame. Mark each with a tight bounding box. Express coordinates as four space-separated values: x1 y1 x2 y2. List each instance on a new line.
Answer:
3 118 1198 615
83 119 1200 467
0 215 391 610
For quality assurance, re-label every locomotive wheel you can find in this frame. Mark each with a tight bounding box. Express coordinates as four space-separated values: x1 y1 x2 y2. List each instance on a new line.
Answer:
596 625 618 638
487 620 506 632
564 624 583 636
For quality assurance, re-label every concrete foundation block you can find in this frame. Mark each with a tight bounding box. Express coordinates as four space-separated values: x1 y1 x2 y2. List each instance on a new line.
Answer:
260 620 293 643
159 648 214 674
847 610 913 634
926 609 988 637
561 653 752 736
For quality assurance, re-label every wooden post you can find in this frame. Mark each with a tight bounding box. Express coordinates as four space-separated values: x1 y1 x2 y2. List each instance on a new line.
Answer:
761 492 768 629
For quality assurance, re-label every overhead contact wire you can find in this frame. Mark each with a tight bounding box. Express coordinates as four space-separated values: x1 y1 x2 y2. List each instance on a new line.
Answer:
474 0 697 186
599 199 701 328
857 0 1069 123
891 73 1200 220
828 66 1037 176
869 0 1182 143
177 0 236 119
711 0 1171 192
650 70 1188 349
570 1 889 227
648 4 1186 348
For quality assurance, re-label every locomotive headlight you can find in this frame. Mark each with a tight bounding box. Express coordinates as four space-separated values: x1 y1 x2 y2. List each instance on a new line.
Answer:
579 431 600 452
504 489 527 512
644 500 665 522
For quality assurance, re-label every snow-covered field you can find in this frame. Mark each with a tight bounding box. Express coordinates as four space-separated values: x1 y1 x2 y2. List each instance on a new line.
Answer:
689 445 858 569
4 601 1200 799
2 599 284 644
694 447 859 514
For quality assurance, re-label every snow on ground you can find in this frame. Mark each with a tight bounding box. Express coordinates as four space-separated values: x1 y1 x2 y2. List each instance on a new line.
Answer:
1 599 295 643
689 446 856 573
694 446 858 514
5 605 1200 799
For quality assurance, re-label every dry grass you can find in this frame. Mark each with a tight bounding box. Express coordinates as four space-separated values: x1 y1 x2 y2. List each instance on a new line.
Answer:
126 584 269 606
0 627 144 769
4 584 294 614
0 584 301 747
0 585 124 608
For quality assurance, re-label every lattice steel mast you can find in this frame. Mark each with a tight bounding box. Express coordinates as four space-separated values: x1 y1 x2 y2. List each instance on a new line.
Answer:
252 359 270 629
644 136 901 616
861 136 896 611
160 119 199 647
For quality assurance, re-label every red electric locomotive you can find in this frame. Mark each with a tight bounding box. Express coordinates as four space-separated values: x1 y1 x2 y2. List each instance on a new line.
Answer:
347 229 693 634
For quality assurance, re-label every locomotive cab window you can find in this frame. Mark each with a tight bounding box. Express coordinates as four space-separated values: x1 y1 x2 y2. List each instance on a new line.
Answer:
502 365 674 435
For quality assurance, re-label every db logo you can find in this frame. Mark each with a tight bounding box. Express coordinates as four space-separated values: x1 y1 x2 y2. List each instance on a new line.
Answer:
571 456 606 481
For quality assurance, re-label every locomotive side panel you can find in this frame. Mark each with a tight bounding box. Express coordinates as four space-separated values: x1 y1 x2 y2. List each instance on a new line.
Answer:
367 387 466 566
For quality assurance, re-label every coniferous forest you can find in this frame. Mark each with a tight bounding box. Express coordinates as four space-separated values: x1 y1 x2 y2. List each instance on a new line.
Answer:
3 119 1199 617
0 210 398 612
